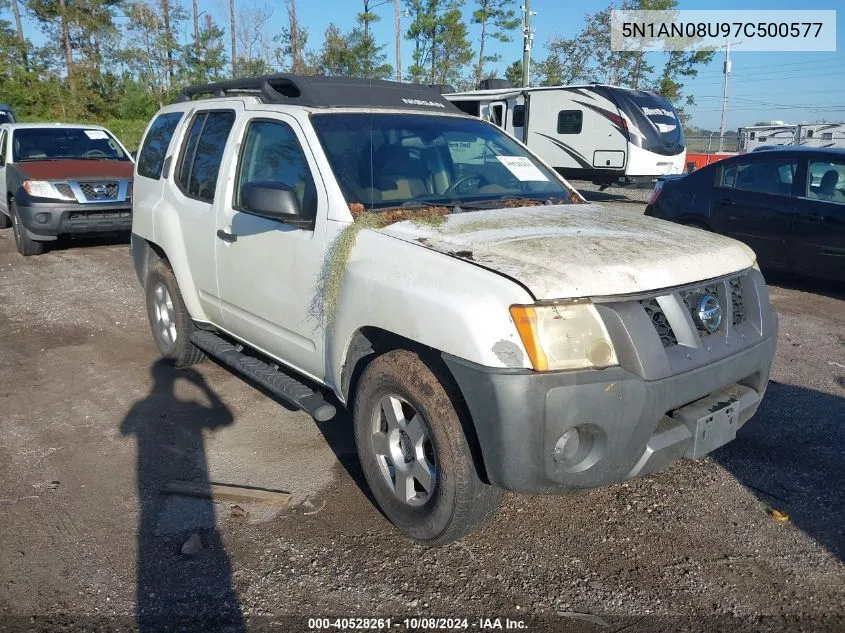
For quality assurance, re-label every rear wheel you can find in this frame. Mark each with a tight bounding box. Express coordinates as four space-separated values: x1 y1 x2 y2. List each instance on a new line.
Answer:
144 260 205 368
10 199 45 256
353 349 502 545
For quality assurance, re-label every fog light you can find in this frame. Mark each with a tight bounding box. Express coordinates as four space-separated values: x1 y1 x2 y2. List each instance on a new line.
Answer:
552 424 607 472
35 212 50 224
553 428 581 463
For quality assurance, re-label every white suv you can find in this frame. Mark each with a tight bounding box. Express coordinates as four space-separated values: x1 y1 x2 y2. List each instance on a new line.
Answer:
131 75 777 544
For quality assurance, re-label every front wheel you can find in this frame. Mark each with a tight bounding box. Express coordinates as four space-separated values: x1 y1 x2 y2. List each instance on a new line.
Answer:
10 200 45 256
353 349 502 545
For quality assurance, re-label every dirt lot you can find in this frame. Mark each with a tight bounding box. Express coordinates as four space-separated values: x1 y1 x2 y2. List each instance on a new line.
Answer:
0 220 843 633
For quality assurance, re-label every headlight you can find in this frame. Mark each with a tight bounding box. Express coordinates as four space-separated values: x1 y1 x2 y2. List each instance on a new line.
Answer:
509 302 618 371
23 180 74 201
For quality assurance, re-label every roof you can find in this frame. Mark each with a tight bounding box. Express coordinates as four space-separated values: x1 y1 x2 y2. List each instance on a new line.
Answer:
750 145 845 155
741 123 844 129
174 74 461 113
2 122 108 131
444 83 657 98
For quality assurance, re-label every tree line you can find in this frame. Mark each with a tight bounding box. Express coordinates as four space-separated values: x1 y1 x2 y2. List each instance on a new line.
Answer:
0 0 711 142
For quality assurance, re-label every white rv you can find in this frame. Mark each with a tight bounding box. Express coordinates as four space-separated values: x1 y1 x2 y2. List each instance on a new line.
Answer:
739 123 845 152
444 84 687 186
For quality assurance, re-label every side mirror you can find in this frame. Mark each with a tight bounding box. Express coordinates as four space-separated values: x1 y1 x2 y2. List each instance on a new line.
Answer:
240 181 309 227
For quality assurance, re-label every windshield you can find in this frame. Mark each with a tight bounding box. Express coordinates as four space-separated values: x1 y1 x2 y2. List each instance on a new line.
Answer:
0 111 14 124
12 128 129 162
311 113 574 209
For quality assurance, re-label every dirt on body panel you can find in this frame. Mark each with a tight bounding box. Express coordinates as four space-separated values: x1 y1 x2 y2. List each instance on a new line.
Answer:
380 204 756 299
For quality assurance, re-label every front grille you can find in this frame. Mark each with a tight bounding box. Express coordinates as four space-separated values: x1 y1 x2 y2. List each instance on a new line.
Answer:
680 283 720 337
68 209 131 220
641 297 678 347
79 181 119 200
730 278 745 325
54 183 75 199
640 275 747 347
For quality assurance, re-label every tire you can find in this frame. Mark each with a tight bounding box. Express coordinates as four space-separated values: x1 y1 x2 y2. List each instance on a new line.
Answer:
353 349 502 545
10 199 45 256
144 260 205 368
0 209 11 229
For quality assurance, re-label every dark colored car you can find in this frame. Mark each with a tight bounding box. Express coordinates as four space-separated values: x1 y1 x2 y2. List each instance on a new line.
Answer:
0 104 16 124
645 147 845 283
0 123 134 256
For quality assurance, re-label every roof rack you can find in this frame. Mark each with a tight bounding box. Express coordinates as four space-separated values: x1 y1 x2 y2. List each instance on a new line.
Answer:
174 74 461 113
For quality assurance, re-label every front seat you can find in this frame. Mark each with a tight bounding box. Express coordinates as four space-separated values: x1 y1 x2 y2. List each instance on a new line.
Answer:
371 145 430 203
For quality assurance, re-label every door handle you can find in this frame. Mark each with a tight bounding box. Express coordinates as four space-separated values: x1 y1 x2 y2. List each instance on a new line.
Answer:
807 213 825 222
718 198 735 206
216 229 237 243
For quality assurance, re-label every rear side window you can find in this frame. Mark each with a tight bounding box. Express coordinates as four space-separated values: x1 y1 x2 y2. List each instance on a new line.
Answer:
558 110 582 134
177 110 236 202
137 112 183 179
0 130 6 164
720 158 798 196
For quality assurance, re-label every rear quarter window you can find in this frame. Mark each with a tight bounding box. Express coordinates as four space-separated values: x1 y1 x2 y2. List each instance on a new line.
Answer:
137 112 184 179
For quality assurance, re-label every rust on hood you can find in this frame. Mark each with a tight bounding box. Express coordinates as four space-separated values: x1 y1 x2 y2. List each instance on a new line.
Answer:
16 159 134 180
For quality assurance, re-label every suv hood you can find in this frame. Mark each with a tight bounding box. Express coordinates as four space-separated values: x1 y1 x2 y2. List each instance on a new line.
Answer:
15 159 133 180
379 204 756 299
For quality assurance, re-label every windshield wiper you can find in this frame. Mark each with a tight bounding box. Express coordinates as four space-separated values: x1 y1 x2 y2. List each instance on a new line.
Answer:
456 195 567 209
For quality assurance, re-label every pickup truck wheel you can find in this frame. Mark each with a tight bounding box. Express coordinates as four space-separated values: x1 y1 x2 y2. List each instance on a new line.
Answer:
144 261 205 368
10 200 45 256
354 349 502 545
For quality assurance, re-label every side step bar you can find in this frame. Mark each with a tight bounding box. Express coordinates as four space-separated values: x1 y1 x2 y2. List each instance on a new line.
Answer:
190 330 336 422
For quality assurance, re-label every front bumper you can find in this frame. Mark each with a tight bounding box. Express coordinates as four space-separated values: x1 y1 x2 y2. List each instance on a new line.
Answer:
15 195 131 240
444 333 776 492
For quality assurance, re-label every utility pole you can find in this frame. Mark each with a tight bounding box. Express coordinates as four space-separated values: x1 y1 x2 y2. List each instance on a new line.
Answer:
521 1 535 87
11 0 24 43
395 0 401 82
719 40 741 151
193 0 199 45
230 0 237 77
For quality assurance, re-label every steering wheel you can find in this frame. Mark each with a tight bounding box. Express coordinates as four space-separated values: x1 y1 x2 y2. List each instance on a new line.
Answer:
444 174 490 196
83 149 108 158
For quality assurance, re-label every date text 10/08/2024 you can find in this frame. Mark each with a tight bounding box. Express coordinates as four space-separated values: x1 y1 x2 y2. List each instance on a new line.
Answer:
307 617 528 630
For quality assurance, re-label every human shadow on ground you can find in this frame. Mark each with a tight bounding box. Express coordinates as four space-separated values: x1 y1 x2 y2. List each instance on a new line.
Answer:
120 359 245 632
714 380 845 561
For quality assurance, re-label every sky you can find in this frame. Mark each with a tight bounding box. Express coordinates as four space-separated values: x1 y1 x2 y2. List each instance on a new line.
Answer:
10 0 845 131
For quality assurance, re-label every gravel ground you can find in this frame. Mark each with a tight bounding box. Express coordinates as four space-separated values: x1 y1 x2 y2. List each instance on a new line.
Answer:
0 224 843 633
573 180 655 205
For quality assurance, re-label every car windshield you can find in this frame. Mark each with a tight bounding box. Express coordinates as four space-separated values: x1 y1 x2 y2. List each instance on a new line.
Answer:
311 113 574 209
12 127 129 162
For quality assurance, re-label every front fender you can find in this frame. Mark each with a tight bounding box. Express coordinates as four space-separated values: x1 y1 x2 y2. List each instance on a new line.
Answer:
327 229 534 400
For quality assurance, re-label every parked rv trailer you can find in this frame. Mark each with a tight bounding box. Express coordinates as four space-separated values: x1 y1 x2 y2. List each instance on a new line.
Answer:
444 84 686 186
739 123 845 152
